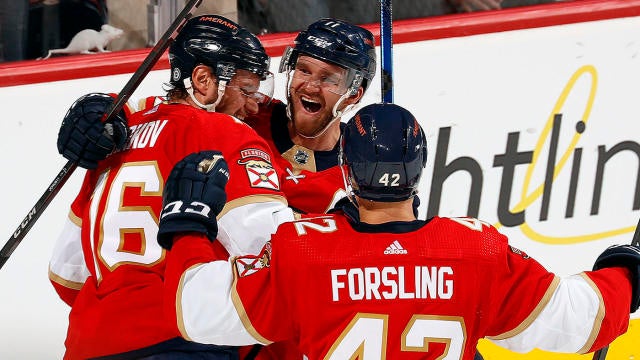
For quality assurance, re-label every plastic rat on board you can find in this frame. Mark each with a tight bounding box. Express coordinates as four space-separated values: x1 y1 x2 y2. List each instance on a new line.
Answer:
39 24 124 60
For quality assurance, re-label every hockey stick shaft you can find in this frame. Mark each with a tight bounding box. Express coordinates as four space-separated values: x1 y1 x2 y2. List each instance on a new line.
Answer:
380 0 393 103
634 219 640 246
0 0 203 271
591 216 640 359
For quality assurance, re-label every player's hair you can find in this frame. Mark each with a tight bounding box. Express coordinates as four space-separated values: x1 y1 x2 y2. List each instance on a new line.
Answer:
342 103 427 202
279 18 376 94
168 14 270 89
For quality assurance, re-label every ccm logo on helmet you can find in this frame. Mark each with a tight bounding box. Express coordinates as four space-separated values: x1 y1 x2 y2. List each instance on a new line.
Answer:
307 36 332 48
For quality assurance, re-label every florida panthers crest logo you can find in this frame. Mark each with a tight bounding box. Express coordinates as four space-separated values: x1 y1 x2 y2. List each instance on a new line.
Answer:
238 148 280 190
234 242 272 277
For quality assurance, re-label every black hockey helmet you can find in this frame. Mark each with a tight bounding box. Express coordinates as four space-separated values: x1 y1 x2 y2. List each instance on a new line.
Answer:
342 103 427 202
279 18 377 94
169 15 271 86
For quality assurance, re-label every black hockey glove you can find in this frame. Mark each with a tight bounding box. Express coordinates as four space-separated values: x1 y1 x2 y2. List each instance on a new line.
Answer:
593 244 640 312
158 151 230 250
57 93 129 169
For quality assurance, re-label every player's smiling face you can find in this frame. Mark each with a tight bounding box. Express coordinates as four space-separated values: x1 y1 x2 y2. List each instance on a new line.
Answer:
216 69 262 120
289 56 350 137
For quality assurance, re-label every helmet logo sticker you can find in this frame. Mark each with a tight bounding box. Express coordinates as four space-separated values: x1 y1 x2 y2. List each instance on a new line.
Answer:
202 41 222 52
307 35 333 48
217 63 236 81
172 68 181 82
199 16 239 31
354 114 366 136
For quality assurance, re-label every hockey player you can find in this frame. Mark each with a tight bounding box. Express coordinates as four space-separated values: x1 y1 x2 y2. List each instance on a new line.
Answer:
244 18 377 214
159 103 638 360
48 15 294 360
240 19 377 359
240 18 377 359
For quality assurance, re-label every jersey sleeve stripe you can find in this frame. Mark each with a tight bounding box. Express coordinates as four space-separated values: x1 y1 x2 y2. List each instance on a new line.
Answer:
69 209 82 227
48 267 84 290
488 275 560 340
231 267 273 345
576 272 605 354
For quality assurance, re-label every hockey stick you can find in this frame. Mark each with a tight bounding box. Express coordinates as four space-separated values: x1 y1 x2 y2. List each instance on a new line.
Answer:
380 0 393 103
591 217 640 360
0 0 203 271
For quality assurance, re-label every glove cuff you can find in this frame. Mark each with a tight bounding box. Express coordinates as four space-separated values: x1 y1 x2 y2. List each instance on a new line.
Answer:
157 220 210 250
593 244 640 312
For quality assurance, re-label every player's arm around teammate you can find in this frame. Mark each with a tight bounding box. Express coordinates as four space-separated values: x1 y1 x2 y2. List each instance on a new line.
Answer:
47 15 294 360
159 103 639 359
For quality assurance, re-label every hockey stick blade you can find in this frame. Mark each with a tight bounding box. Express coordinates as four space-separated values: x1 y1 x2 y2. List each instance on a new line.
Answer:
380 0 393 103
0 0 203 271
591 215 640 359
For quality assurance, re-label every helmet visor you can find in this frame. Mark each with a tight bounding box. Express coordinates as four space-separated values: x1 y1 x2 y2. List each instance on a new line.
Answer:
289 58 355 96
255 72 275 105
227 71 275 105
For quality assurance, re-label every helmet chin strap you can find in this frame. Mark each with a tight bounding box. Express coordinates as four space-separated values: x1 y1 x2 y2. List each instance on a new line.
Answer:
184 78 227 112
338 140 358 208
285 72 294 121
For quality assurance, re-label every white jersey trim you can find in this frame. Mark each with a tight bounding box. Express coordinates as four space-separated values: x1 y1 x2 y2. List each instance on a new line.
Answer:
489 274 603 354
48 214 90 287
217 196 294 257
179 260 265 345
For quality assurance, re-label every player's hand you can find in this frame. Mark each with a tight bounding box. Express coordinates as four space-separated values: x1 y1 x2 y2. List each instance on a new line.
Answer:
57 93 129 169
593 244 640 312
158 151 230 250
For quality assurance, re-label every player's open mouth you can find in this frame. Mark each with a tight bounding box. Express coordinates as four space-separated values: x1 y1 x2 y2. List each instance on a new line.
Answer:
301 96 321 113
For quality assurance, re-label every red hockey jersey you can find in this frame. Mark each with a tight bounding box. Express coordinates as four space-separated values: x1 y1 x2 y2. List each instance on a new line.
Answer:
49 103 293 359
165 214 632 360
242 99 348 359
246 101 347 214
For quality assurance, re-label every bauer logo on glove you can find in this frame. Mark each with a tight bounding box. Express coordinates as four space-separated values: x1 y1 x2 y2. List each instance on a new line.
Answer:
198 154 229 177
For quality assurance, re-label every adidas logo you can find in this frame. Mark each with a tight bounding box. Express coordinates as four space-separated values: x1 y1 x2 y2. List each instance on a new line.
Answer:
384 240 408 255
